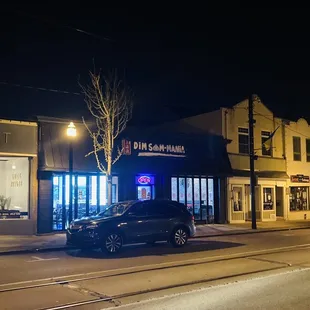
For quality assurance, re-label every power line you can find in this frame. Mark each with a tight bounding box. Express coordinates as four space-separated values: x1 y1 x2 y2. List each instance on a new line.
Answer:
0 81 81 96
254 109 310 140
15 10 115 43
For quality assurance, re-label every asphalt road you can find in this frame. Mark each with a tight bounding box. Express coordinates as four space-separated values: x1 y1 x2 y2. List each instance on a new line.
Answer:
111 268 310 310
1 229 310 309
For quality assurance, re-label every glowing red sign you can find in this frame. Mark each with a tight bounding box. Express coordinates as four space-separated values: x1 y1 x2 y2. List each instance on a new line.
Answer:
137 176 151 185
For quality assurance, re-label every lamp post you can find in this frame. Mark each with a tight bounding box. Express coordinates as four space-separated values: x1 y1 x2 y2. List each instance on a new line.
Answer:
67 122 77 225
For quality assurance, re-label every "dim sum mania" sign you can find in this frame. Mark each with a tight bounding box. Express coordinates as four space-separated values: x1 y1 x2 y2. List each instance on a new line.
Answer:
122 140 186 157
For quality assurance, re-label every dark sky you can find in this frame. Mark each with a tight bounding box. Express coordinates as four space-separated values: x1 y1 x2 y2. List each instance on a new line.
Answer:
1 6 310 125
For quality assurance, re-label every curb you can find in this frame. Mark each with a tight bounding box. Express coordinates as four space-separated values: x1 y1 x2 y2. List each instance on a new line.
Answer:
0 226 310 256
0 245 75 256
193 225 310 238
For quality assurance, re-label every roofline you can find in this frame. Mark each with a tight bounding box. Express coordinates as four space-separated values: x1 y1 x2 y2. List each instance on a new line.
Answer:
0 118 37 127
36 115 93 125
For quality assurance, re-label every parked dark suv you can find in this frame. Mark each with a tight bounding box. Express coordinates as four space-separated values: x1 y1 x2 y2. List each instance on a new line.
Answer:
66 199 196 253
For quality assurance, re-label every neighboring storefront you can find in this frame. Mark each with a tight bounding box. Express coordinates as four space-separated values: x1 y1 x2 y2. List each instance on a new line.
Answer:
228 170 288 223
37 117 232 233
287 174 310 220
0 119 38 235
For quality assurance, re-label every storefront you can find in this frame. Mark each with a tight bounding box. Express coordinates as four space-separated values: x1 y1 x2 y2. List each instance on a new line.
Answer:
37 117 232 233
0 119 38 235
287 174 310 220
228 171 288 223
115 129 232 224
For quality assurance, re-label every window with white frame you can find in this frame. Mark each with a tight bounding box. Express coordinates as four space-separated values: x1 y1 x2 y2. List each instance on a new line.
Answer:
261 131 272 156
293 136 301 161
238 127 249 154
306 139 310 162
263 187 274 210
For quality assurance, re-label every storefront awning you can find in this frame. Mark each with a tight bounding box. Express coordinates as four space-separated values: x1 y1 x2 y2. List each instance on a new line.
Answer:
38 119 233 177
233 170 289 179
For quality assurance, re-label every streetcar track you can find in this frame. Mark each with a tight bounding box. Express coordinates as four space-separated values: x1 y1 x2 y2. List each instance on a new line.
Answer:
1 243 310 295
1 243 310 294
37 264 299 310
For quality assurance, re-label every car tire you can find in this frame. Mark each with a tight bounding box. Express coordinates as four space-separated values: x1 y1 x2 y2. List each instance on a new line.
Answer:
170 227 188 248
101 232 123 254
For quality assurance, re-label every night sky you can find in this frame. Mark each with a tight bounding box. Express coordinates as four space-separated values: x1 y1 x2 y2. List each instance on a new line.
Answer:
1 6 310 125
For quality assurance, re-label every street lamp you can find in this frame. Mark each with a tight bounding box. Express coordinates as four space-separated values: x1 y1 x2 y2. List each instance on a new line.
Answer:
67 122 76 225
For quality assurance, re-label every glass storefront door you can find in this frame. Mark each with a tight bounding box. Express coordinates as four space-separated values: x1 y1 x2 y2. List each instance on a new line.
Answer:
52 174 118 231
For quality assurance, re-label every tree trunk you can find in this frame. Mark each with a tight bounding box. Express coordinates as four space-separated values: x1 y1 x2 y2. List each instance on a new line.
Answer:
107 158 112 206
107 174 112 206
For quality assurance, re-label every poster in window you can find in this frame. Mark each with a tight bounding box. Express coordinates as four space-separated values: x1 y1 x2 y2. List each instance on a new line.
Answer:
178 178 185 204
171 178 178 201
186 178 193 207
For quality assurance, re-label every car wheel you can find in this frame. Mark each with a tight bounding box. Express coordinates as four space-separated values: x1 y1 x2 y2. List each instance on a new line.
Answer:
171 227 188 247
102 233 123 254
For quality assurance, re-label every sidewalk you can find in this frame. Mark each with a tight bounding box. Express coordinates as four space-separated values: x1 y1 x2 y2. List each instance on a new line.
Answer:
1 221 310 255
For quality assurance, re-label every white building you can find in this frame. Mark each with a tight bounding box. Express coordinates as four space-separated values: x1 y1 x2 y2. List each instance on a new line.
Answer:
284 118 310 220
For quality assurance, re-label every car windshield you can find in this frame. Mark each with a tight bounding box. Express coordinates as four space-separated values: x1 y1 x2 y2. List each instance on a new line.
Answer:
98 201 133 217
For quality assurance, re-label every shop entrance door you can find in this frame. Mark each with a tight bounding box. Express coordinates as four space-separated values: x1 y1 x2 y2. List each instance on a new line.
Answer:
136 175 155 200
276 186 284 217
137 185 153 200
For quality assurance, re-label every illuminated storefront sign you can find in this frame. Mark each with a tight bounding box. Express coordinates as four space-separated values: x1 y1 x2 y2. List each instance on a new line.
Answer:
135 175 155 185
290 174 310 183
122 139 186 157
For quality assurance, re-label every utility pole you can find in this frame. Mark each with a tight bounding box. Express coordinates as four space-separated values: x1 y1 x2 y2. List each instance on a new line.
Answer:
249 95 257 229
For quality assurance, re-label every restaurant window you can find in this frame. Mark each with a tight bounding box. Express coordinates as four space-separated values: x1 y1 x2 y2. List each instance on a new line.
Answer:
263 187 274 210
261 131 272 156
290 187 309 211
170 176 214 221
178 178 185 205
293 136 301 161
238 127 249 154
306 139 310 162
0 157 30 220
171 177 178 202
193 178 200 220
232 186 243 211
186 178 193 214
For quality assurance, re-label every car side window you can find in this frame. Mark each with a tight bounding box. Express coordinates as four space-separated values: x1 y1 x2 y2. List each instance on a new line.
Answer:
147 201 180 217
128 202 148 216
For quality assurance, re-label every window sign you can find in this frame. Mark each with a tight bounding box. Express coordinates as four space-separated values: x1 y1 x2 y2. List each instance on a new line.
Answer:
171 177 178 201
135 175 155 185
232 186 242 211
178 178 185 205
186 178 193 213
290 187 309 211
193 178 200 219
263 187 274 210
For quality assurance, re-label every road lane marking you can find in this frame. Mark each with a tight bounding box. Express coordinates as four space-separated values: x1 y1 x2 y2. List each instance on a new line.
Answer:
2 242 310 288
26 256 59 263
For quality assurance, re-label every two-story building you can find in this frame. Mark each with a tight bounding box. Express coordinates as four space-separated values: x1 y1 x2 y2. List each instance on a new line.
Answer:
284 117 310 220
159 97 289 223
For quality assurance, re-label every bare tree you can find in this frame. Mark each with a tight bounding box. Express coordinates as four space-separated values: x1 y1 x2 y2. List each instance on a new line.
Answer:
80 70 133 205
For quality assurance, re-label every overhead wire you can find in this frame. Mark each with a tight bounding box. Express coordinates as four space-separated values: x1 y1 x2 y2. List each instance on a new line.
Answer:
14 10 115 42
0 81 82 96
